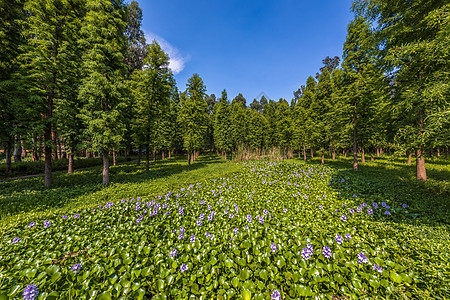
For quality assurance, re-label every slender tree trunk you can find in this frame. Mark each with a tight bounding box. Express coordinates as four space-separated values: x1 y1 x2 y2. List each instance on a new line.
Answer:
168 148 171 159
407 152 412 165
321 150 325 165
430 149 433 159
68 150 74 174
102 150 110 185
32 137 39 161
14 135 21 163
370 152 374 161
137 146 142 166
352 105 358 171
162 151 165 160
21 138 26 158
437 148 440 157
5 141 12 172
113 148 117 166
298 145 301 158
344 150 348 157
380 147 383 155
361 147 365 164
376 147 380 156
51 127 57 160
188 152 191 166
310 148 314 158
224 151 227 160
416 148 427 181
57 138 62 159
303 142 306 161
145 145 150 172
153 147 156 162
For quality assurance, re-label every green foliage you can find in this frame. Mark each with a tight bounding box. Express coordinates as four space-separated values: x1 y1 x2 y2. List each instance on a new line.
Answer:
1 156 448 298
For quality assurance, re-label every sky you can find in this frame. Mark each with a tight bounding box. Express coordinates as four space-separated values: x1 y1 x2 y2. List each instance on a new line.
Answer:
135 0 355 104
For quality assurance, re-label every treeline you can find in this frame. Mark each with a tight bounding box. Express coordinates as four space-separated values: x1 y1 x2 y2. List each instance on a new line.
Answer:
1 0 449 186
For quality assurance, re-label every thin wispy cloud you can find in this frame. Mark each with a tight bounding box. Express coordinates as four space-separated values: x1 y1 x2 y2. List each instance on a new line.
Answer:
145 31 188 75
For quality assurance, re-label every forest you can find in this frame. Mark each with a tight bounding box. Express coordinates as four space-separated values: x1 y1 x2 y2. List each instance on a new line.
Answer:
1 0 448 187
0 1 449 299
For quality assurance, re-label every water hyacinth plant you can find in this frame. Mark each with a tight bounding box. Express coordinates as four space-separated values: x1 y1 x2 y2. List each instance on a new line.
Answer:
0 161 417 299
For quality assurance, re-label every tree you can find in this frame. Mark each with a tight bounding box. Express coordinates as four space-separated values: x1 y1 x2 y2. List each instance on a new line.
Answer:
78 0 128 185
316 56 340 79
0 0 25 172
249 98 262 112
248 110 269 150
205 94 217 116
232 93 247 108
131 40 172 171
213 90 232 159
353 0 450 180
276 99 293 158
178 74 208 165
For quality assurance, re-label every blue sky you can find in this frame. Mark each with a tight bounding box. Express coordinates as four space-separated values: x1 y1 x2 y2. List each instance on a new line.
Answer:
136 0 354 104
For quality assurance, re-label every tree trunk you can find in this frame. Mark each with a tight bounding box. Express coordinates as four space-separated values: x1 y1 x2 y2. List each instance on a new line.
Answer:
188 152 191 166
68 150 74 174
21 138 27 158
430 149 433 159
224 151 227 160
303 142 306 161
57 138 62 159
352 106 358 171
407 152 412 165
145 145 150 172
310 148 314 158
137 146 142 166
298 145 301 158
113 149 117 166
332 149 336 160
51 127 57 160
153 147 156 162
376 147 380 156
416 148 427 181
44 140 52 187
168 148 171 159
162 151 165 160
361 147 365 164
102 151 110 185
380 147 383 155
437 148 440 157
5 141 12 172
321 150 325 165
370 152 374 161
14 135 21 163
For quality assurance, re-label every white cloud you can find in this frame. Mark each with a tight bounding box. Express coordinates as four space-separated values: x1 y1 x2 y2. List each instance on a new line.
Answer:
144 31 188 75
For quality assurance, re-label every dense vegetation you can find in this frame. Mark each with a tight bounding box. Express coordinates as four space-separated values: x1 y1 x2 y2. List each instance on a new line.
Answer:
0 155 448 299
1 0 449 187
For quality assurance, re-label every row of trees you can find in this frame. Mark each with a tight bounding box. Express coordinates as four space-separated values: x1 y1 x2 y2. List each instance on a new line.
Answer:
1 0 448 186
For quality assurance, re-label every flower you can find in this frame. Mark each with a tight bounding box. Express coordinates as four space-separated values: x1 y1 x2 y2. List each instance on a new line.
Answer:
349 209 355 214
322 246 332 258
271 242 277 253
384 211 390 215
62 215 68 220
22 284 39 300
271 289 281 300
12 237 21 244
357 252 368 264
259 216 264 224
402 203 407 208
345 234 352 240
373 202 378 209
197 219 202 226
283 208 287 213
179 206 184 215
356 206 362 213
341 214 347 222
319 205 323 210
170 248 178 257
247 214 252 222
373 264 383 273
190 235 196 243
229 213 234 218
43 220 51 228
381 202 387 208
263 209 268 215
367 208 373 215
180 263 188 273
74 214 80 218
233 227 238 234
335 234 343 245
28 222 35 228
301 246 312 260
72 263 82 273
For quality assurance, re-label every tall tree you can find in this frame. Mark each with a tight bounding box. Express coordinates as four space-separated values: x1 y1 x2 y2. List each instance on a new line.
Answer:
213 90 232 159
178 74 208 165
353 0 450 180
131 41 172 171
232 93 247 108
249 98 262 112
78 0 128 185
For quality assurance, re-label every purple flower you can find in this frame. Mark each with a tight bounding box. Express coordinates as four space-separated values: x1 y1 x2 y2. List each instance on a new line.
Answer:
180 263 188 273
179 206 184 215
349 209 355 214
367 208 373 215
245 225 249 230
373 202 378 209
271 243 277 253
208 214 213 221
190 235 196 243
12 237 21 244
373 264 383 273
74 214 80 218
22 284 39 300
301 246 312 260
72 263 82 273
62 215 68 220
322 246 332 258
28 222 35 228
207 205 212 210
247 214 252 223
233 227 238 234
229 213 234 218
170 248 178 257
259 216 264 224
335 234 343 245
345 234 352 240
271 289 281 300
43 220 51 228
263 209 268 215
362 203 367 207
384 211 390 215
356 206 362 213
341 179 345 182
381 202 387 208
319 205 323 210
357 252 368 264
341 214 347 222
402 203 407 208
283 208 287 213
197 219 202 226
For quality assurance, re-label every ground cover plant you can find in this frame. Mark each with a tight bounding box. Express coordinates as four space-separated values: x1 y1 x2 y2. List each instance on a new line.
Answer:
3 157 447 299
